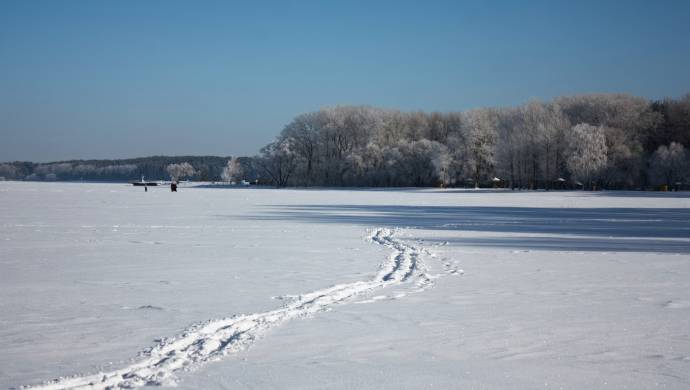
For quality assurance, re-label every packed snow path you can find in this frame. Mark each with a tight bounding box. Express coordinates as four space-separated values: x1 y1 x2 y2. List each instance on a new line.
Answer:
24 228 443 389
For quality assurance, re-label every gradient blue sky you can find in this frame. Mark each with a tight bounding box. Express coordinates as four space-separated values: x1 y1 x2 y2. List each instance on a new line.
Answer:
1 0 689 162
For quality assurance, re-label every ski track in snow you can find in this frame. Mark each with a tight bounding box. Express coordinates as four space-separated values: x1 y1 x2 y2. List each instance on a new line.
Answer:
23 227 456 390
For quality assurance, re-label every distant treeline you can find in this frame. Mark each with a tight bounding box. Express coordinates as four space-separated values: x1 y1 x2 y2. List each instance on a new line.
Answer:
254 93 690 189
0 156 257 183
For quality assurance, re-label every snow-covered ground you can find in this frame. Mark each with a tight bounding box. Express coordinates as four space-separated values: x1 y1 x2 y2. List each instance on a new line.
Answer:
1 182 689 389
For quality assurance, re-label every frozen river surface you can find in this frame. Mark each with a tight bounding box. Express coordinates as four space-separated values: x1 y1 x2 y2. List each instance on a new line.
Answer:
1 182 690 389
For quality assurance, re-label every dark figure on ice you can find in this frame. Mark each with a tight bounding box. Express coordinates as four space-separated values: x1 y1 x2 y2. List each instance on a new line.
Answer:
171 181 177 192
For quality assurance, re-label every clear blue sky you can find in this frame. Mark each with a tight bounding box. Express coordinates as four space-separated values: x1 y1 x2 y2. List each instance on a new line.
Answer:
1 0 689 162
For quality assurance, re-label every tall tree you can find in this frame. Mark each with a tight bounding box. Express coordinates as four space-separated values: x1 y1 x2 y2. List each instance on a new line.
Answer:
650 142 688 187
221 157 244 183
462 109 498 187
564 124 608 189
254 139 298 187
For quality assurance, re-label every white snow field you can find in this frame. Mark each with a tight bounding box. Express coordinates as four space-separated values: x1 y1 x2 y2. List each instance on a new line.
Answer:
1 182 690 389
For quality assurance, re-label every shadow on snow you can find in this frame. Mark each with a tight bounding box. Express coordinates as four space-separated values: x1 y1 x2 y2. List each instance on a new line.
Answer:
239 204 690 254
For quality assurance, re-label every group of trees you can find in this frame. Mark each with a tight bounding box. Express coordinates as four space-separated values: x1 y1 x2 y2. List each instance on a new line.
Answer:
254 93 690 189
0 161 139 181
0 156 255 182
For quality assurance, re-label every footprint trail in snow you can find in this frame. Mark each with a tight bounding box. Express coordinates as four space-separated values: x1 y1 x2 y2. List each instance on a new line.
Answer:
24 227 457 390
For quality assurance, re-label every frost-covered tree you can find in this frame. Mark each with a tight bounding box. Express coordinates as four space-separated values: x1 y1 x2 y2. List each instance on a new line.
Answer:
649 142 688 187
281 111 325 182
503 101 569 189
254 139 298 187
431 142 452 186
600 126 644 188
565 123 608 189
556 93 660 135
221 157 244 183
166 162 196 181
649 94 690 152
462 108 498 187
393 139 450 186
